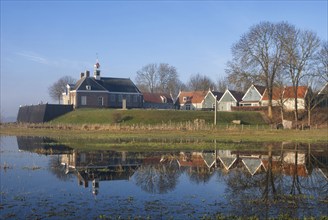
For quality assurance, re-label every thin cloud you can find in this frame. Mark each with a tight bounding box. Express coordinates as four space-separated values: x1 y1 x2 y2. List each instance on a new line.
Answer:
16 51 92 71
16 51 49 65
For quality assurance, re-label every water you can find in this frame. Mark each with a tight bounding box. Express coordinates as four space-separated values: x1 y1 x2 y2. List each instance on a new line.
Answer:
1 136 327 219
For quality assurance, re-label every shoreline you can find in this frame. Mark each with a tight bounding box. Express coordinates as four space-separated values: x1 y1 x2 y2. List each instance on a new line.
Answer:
1 123 327 145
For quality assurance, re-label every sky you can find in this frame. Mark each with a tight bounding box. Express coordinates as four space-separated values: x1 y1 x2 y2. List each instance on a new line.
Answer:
1 0 327 119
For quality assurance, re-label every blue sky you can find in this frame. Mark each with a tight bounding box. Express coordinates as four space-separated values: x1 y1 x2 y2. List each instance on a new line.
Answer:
1 1 327 118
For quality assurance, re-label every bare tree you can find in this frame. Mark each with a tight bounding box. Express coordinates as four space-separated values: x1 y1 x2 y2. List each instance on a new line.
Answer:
48 76 76 104
157 63 181 97
225 61 255 93
216 76 228 93
278 23 321 126
316 41 328 83
226 21 284 119
304 75 327 126
135 63 180 96
187 73 215 91
136 63 158 93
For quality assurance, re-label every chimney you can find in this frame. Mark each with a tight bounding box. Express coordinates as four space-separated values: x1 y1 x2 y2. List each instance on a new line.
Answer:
85 70 90 77
80 72 85 78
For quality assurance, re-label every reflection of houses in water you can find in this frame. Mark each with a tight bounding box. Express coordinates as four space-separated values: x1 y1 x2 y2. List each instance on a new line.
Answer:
217 150 238 170
178 151 218 170
60 150 143 195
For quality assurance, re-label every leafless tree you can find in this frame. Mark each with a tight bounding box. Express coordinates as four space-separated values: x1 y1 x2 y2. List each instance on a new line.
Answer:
136 63 158 93
158 63 182 97
316 41 328 83
225 61 255 93
135 63 180 96
303 75 327 126
278 23 321 126
187 73 215 91
48 76 76 104
216 77 228 93
226 21 284 119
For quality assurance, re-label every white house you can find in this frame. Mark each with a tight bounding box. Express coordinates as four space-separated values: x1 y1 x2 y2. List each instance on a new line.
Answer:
239 84 266 107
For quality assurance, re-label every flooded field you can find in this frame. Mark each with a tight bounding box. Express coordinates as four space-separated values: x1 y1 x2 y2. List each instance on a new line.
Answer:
1 136 327 219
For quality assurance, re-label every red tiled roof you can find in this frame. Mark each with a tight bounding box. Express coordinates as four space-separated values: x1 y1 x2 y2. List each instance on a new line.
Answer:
262 86 308 101
177 91 207 104
262 87 284 101
143 92 173 104
283 86 308 99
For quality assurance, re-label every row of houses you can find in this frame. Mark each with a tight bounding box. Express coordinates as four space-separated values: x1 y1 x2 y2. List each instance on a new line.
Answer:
62 62 328 111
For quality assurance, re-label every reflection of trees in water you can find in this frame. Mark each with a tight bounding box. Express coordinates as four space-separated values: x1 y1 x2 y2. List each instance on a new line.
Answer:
186 166 215 184
223 144 328 218
133 157 181 194
48 156 74 181
296 144 328 200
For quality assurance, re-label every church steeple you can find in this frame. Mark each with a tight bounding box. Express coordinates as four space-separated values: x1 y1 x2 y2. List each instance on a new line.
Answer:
94 59 101 80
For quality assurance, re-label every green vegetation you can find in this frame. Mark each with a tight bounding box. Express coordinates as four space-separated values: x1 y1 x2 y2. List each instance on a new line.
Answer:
50 109 266 125
1 109 327 150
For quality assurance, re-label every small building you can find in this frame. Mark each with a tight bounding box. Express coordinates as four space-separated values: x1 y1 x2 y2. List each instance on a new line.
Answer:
239 84 266 107
282 86 308 110
261 86 309 111
142 92 175 109
175 91 207 110
62 61 143 109
261 87 285 107
218 90 244 111
318 82 328 108
202 90 224 110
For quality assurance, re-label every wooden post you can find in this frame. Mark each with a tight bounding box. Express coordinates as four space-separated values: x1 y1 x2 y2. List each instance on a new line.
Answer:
214 95 217 125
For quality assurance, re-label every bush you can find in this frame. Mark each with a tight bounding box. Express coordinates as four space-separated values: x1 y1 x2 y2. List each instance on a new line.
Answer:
112 112 122 123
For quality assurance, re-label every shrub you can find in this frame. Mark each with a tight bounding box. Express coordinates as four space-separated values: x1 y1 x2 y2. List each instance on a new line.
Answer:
112 112 122 123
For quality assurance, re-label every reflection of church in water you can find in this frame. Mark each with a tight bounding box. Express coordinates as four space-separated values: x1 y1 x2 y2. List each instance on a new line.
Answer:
16 136 328 196
59 144 328 195
60 150 144 195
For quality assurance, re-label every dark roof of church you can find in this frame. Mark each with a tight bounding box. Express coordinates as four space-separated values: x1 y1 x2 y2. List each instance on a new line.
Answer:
73 76 141 94
97 77 141 93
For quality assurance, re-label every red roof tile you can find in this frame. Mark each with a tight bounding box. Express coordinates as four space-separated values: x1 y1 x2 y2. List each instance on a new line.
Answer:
177 91 207 104
143 92 173 104
262 87 284 101
262 86 308 101
283 86 308 99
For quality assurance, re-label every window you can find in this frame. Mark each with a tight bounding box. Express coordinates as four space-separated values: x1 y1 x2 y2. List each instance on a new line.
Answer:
126 95 131 103
81 96 87 105
86 85 91 90
110 94 115 102
133 95 138 102
118 94 123 102
98 97 104 106
161 96 167 103
186 104 191 110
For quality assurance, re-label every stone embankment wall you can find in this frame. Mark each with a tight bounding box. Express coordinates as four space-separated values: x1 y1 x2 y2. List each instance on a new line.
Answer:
17 104 73 123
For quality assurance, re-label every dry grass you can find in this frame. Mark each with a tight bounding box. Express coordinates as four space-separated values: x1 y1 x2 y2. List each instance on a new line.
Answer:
1 123 327 144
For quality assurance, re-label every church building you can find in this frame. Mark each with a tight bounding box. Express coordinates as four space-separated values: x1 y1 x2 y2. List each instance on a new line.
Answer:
62 61 143 109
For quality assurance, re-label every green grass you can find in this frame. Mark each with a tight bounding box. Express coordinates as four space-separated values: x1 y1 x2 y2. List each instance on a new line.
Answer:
50 108 266 125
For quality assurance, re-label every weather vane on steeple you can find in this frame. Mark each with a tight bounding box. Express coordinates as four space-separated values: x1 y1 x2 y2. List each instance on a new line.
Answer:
95 53 100 69
94 53 101 80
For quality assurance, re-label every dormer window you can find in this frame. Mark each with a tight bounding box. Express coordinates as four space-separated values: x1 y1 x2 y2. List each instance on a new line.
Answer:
161 96 167 103
183 96 189 102
86 85 91 90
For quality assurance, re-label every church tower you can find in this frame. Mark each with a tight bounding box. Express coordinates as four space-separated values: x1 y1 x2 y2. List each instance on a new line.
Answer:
94 59 101 80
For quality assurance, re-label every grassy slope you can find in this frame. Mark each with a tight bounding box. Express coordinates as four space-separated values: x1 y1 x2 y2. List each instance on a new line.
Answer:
50 108 266 125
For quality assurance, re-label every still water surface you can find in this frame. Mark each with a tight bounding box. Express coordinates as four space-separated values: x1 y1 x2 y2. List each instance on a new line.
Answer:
1 136 327 219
